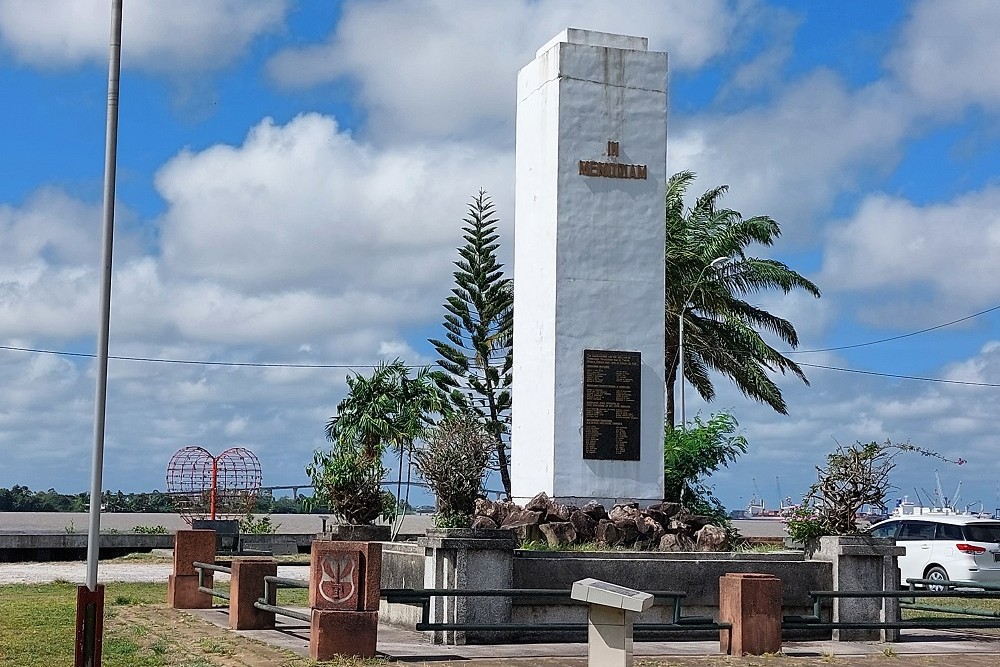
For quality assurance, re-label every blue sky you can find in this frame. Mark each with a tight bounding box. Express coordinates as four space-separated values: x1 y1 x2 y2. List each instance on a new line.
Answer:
1 0 999 514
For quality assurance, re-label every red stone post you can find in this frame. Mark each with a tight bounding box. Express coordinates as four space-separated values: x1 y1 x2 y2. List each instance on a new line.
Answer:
229 558 278 630
168 529 216 609
74 584 104 667
719 572 783 656
308 540 382 660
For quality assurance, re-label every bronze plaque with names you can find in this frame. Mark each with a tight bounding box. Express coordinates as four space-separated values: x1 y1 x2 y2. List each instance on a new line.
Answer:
582 349 641 461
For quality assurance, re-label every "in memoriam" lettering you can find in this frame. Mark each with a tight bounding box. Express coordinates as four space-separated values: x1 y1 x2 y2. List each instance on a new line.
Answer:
578 160 647 180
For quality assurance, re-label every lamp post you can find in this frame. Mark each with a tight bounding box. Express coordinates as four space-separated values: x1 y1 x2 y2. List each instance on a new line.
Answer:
678 256 728 429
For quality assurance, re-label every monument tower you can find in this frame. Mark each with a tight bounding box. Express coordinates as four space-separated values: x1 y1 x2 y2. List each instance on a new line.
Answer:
511 29 668 505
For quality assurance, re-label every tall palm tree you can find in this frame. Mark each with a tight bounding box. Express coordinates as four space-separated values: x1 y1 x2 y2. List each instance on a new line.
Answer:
665 171 821 426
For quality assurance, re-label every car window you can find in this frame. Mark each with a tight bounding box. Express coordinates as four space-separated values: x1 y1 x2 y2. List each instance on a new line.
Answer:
898 521 935 540
935 523 963 540
870 522 899 539
963 523 1000 543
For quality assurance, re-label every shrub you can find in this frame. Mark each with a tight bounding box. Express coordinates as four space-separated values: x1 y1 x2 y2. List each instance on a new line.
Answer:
414 415 493 527
305 444 395 526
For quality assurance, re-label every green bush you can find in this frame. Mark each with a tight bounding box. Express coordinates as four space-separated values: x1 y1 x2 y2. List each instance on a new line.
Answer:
306 444 394 526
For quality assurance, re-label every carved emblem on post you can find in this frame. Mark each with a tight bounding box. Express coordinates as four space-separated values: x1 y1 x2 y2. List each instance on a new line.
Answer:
318 552 358 604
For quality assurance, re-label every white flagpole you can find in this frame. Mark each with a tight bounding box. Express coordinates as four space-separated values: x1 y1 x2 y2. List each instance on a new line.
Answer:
85 0 123 593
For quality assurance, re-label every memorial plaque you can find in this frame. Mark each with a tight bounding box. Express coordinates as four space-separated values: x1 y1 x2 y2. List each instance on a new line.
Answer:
582 349 641 460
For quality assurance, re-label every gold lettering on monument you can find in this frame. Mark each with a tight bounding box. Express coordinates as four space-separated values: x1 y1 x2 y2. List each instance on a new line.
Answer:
579 140 647 180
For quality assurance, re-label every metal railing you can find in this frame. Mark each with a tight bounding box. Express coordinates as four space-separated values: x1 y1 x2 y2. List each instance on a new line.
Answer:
254 575 311 623
782 581 1000 632
193 561 231 601
381 588 729 634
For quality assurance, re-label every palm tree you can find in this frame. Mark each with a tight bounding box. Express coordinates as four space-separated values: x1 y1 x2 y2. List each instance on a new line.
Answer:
664 171 821 426
324 359 444 522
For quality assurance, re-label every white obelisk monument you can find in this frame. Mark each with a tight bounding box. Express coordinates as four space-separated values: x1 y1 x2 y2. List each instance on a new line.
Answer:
511 29 667 505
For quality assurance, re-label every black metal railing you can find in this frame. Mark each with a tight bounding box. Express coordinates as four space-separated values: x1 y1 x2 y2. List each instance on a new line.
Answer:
381 588 729 634
782 582 1000 632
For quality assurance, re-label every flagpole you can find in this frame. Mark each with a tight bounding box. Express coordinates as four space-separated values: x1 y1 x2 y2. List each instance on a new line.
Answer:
77 1 122 665
86 0 122 595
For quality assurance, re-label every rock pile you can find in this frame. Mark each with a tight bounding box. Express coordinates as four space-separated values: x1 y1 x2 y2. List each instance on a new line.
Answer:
471 492 729 551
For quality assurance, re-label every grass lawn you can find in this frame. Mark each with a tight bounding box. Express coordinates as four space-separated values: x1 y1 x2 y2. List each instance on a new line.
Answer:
0 581 377 666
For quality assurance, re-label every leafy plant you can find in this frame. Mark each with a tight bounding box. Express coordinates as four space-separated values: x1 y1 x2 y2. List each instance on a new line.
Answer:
239 513 279 534
413 414 493 526
131 525 168 535
429 190 513 498
325 359 443 521
663 412 747 516
306 444 394 526
783 504 827 544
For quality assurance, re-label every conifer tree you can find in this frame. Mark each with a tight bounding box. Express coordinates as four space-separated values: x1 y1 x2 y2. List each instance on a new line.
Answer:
429 190 514 497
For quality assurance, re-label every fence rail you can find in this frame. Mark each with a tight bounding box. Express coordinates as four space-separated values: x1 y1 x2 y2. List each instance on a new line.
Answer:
193 561 231 601
381 587 729 634
254 574 311 623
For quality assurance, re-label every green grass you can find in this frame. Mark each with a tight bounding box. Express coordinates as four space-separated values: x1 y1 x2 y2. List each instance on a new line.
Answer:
0 582 167 667
0 580 345 666
901 594 1000 634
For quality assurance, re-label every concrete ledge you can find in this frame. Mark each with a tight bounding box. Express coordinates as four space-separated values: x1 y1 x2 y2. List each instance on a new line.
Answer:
0 532 317 561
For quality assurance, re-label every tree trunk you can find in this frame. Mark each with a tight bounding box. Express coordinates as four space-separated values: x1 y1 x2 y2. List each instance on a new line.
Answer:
664 347 679 427
496 435 512 499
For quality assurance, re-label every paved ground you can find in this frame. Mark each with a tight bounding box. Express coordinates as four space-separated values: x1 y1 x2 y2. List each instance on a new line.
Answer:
187 606 1000 665
4 558 1000 665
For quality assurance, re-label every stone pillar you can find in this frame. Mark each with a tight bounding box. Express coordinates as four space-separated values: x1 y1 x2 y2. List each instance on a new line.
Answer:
718 573 782 655
511 28 668 506
308 540 382 660
229 558 277 630
808 535 903 642
418 528 517 645
168 529 215 609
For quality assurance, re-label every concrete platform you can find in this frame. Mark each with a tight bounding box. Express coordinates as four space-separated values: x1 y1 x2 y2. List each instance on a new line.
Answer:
186 606 1000 663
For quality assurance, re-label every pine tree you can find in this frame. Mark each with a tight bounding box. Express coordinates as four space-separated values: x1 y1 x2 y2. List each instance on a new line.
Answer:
429 190 514 497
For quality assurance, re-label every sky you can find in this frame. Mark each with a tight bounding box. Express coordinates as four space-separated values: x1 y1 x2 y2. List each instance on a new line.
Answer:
1 0 999 514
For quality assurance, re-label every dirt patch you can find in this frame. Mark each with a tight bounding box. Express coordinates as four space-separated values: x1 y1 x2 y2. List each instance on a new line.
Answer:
106 604 315 666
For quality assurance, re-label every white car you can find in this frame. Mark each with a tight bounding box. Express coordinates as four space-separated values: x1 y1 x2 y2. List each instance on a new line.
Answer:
868 514 1000 589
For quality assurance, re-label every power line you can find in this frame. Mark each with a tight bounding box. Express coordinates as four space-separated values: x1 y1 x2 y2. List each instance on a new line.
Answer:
0 344 394 369
787 303 1000 354
798 362 1000 388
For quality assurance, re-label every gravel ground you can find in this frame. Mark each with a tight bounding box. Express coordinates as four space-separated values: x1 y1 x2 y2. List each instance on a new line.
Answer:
0 561 308 585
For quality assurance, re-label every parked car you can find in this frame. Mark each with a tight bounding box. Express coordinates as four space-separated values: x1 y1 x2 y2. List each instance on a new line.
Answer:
868 514 1000 589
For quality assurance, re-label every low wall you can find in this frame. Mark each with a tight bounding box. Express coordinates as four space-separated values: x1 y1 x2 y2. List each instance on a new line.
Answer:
377 545 832 641
379 541 425 626
0 532 317 561
512 551 830 640
0 532 174 561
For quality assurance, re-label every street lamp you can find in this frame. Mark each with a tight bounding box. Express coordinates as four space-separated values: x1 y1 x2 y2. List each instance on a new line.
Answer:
678 256 729 429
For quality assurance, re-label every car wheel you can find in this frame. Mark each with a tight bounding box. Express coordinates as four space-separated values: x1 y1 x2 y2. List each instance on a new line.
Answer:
925 565 951 592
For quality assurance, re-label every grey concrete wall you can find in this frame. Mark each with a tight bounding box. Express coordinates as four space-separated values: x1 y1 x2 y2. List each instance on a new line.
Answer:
376 546 833 641
379 541 425 626
512 551 830 628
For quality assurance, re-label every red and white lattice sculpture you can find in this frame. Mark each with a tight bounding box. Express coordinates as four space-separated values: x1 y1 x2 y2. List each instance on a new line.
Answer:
166 446 262 524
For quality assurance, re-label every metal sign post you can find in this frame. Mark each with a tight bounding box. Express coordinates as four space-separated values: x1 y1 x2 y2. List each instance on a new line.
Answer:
76 1 123 666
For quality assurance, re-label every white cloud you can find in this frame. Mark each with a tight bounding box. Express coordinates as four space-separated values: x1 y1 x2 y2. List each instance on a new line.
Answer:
887 0 1000 112
820 187 1000 313
0 0 288 71
266 0 752 141
669 72 911 238
152 113 510 342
